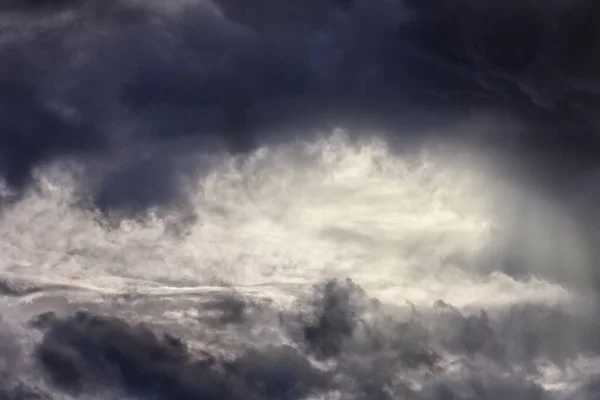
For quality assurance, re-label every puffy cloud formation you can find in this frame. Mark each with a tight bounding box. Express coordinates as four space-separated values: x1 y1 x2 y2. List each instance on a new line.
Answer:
2 2 600 399
0 280 590 399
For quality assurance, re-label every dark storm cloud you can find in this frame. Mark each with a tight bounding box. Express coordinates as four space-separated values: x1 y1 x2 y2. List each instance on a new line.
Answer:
1 0 600 213
399 0 600 189
33 309 330 400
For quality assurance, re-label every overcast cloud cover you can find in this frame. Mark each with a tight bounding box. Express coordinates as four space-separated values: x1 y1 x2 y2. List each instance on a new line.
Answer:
1 0 600 399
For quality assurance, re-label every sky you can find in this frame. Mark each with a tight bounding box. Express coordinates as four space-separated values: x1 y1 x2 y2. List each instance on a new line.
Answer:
2 1 600 399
